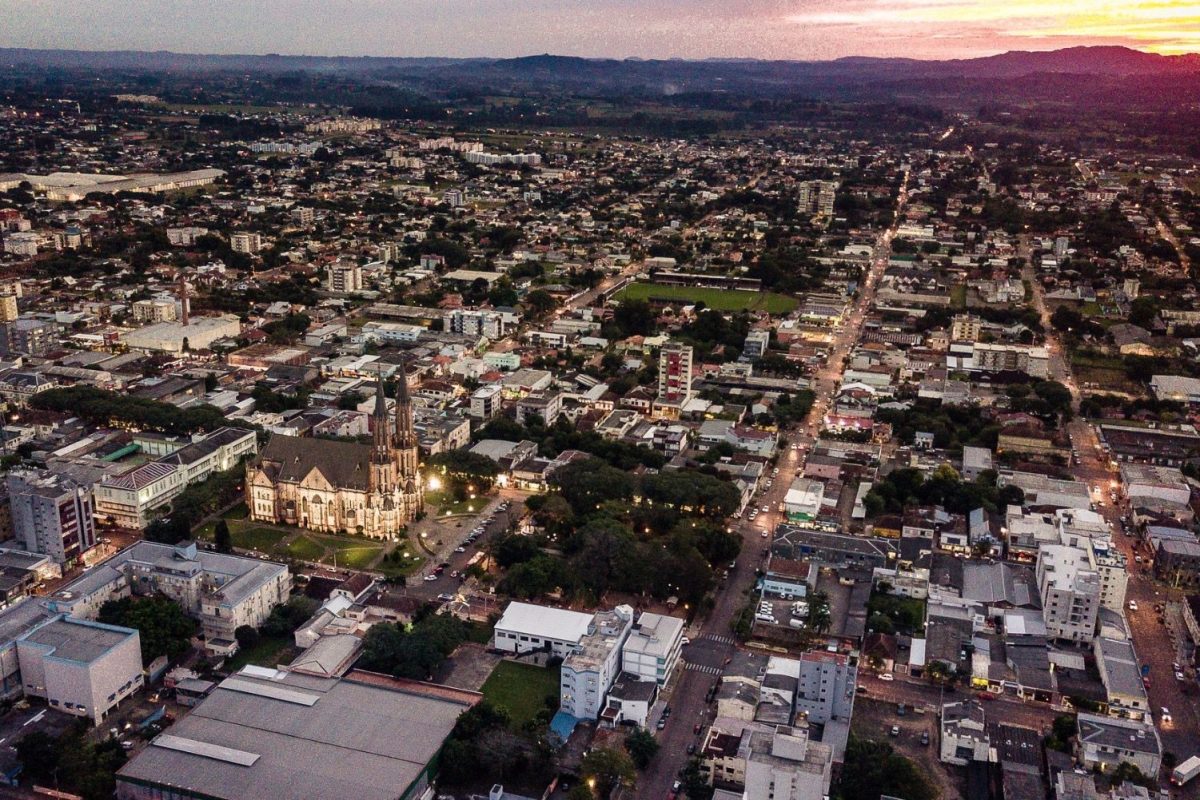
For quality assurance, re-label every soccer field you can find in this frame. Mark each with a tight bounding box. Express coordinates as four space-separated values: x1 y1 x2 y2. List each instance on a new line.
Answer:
616 282 798 314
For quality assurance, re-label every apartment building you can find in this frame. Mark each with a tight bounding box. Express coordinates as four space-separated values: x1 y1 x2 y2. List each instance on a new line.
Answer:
1036 544 1101 642
6 470 96 566
969 342 1050 379
230 231 263 254
621 612 684 687
469 385 503 420
560 606 634 720
449 309 505 340
132 298 179 323
327 262 363 293
743 725 833 800
657 341 694 410
791 651 857 725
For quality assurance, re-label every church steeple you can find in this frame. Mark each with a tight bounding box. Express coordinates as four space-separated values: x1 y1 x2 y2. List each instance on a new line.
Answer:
394 367 416 448
371 379 391 463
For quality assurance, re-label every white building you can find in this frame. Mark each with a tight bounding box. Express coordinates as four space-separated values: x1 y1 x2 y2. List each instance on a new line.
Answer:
791 651 856 725
121 314 241 354
493 602 594 658
230 232 263 254
131 298 179 323
621 612 684 687
1036 544 1101 642
469 385 503 420
560 606 634 720
1076 713 1161 776
166 227 209 247
968 343 1050 379
450 309 505 340
657 342 694 409
327 262 364 293
16 615 143 723
743 725 833 800
6 471 96 566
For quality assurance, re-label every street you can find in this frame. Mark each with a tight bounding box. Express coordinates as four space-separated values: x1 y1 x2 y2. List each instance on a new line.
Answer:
634 172 908 800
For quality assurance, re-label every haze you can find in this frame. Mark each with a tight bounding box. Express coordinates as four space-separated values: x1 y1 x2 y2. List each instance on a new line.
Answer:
2 0 1198 60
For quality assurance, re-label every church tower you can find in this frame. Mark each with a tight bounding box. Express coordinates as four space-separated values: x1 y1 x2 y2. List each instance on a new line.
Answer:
393 368 424 516
369 379 395 493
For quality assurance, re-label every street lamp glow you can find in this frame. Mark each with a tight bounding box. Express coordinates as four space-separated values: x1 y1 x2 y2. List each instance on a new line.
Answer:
427 475 443 491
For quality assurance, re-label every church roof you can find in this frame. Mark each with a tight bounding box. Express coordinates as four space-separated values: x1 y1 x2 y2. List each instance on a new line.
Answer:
258 435 373 491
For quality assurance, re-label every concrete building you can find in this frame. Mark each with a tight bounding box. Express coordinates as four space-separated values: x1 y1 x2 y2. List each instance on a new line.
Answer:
657 342 694 410
4 318 56 357
94 427 256 529
969 342 1050 378
230 231 263 254
48 541 289 655
743 725 833 800
132 299 179 323
560 605 634 720
6 470 96 566
493 602 594 658
797 180 838 218
115 668 477 800
469 385 503 420
950 314 983 343
449 309 505 340
515 391 562 427
327 262 363 293
1093 636 1149 721
122 314 241 354
744 330 770 360
792 651 856 725
621 612 684 687
166 227 209 247
939 700 992 766
16 615 143 723
1036 544 1101 642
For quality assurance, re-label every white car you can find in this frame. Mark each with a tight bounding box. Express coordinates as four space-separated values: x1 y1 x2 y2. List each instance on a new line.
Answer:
1128 600 1138 612
878 673 894 682
761 505 770 513
1161 707 1172 724
423 574 438 582
760 530 769 538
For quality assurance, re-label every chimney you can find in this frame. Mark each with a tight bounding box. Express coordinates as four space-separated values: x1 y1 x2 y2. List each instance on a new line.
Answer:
179 271 190 326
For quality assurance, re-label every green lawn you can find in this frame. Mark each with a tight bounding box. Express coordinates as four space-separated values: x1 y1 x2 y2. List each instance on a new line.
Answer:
950 284 967 309
225 635 296 672
285 536 325 562
481 661 561 727
425 490 487 516
616 282 798 314
232 527 288 553
336 545 384 570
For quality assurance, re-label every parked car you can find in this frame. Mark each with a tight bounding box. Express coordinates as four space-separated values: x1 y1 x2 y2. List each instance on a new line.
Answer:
878 673 894 682
1128 600 1139 612
889 726 900 737
920 731 930 746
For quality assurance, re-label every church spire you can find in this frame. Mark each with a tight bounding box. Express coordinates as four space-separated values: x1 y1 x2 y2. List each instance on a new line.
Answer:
394 365 415 447
371 378 390 462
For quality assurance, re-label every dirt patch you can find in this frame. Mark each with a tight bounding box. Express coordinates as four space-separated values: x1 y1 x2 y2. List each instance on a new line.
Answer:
438 642 502 691
850 696 965 800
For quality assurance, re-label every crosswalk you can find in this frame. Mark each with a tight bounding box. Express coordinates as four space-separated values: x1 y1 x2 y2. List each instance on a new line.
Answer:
700 634 736 645
684 662 723 676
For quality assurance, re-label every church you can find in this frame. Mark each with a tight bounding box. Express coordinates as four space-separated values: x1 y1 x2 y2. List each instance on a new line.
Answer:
246 377 424 539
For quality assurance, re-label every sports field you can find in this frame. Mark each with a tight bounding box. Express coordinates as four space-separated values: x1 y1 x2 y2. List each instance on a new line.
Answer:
616 282 798 314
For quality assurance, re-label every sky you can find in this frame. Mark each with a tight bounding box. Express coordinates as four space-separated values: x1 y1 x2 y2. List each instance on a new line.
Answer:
1 0 1198 61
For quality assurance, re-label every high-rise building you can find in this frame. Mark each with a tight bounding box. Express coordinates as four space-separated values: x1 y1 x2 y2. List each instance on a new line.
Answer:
798 181 838 218
744 329 770 360
449 309 504 340
1036 544 1101 643
230 231 263 254
327 262 363 293
743 725 833 800
469 385 503 420
657 342 694 407
0 293 17 324
6 470 96 566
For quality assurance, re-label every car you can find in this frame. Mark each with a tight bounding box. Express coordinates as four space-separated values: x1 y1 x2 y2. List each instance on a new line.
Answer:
423 574 438 582
437 593 454 602
1176 671 1185 681
450 570 460 578
896 704 906 716
1143 677 1151 689
728 561 737 570
761 505 770 513
120 740 135 750
856 686 869 695
672 781 682 793
878 673 894 682
1173 662 1182 672
760 530 769 538
920 731 930 746
681 637 691 646
687 744 696 755
976 692 996 702
1161 707 1172 724
1128 600 1139 612
657 717 666 730
663 705 672 717
889 726 900 737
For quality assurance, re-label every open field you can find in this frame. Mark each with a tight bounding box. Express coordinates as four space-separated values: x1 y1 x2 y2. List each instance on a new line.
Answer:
615 282 798 314
480 661 561 727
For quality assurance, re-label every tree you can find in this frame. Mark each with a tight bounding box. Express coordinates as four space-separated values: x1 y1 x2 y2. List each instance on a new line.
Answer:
98 596 198 664
836 737 935 800
234 625 259 651
524 289 557 319
213 519 233 554
624 727 660 769
582 747 636 797
1050 305 1083 332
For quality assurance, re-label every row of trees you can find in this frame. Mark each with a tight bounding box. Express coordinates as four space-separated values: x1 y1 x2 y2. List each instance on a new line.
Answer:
865 465 1024 516
357 608 467 681
31 386 236 435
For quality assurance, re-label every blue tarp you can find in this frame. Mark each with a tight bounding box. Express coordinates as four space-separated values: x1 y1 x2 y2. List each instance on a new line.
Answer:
549 711 578 745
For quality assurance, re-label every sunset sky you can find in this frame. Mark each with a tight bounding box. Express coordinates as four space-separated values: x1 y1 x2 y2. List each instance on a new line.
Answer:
2 0 1198 60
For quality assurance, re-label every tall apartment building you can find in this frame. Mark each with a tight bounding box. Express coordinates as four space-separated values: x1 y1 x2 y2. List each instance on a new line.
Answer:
230 232 263 254
1036 544 1101 642
657 342 694 408
6 471 96 566
621 612 684 687
970 342 1050 379
950 314 982 343
797 181 838 218
327 261 363 293
291 206 314 225
560 605 634 720
0 293 18 324
792 651 856 724
1 318 55 357
131 298 178 323
744 726 833 800
449 309 504 340
744 329 770 360
166 226 208 247
469 385 503 420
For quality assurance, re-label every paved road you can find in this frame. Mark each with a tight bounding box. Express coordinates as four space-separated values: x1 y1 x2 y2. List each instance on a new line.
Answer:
634 171 909 800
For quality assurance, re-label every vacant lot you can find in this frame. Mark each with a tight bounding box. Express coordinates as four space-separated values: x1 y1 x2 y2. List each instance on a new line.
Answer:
480 660 560 727
616 282 798 314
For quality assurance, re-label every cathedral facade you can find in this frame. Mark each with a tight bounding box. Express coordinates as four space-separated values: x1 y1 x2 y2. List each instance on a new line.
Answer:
246 378 424 539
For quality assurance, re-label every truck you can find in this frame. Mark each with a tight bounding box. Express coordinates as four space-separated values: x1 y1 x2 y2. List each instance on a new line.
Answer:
1172 755 1200 786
